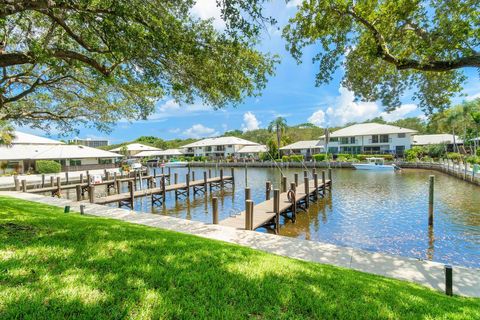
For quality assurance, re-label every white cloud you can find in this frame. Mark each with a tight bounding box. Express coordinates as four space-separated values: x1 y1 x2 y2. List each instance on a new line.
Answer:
308 86 418 126
191 0 225 29
466 92 480 101
183 124 218 139
308 109 326 126
286 0 303 8
241 111 260 132
150 99 212 120
380 104 417 122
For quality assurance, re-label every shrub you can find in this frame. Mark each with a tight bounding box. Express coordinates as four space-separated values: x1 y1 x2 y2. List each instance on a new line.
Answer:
447 152 462 162
313 154 327 161
282 155 290 162
404 147 426 162
466 156 480 165
336 153 352 159
36 160 61 174
426 144 446 158
289 155 304 162
477 149 480 157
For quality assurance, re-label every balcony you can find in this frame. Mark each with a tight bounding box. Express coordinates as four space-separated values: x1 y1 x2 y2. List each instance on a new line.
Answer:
368 138 392 144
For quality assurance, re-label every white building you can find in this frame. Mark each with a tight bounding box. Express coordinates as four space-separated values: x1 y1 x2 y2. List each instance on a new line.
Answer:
111 143 160 157
134 149 184 160
279 140 324 159
412 134 463 152
235 145 268 159
0 131 121 173
181 137 260 159
321 123 417 155
69 137 109 148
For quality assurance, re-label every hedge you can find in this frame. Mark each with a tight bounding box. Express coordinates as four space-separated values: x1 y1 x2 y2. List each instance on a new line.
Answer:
36 160 61 174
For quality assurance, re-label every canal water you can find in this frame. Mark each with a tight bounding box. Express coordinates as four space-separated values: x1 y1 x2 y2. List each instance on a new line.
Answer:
68 166 480 268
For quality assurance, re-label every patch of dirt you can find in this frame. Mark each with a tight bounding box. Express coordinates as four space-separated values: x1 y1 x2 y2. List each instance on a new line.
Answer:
0 222 37 235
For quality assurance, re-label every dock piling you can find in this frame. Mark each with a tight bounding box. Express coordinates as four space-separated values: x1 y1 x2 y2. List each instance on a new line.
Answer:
294 173 298 187
56 177 61 196
245 199 254 230
14 176 19 191
21 179 27 192
65 172 69 184
41 174 45 187
328 168 332 190
245 187 251 201
273 189 280 234
128 180 134 208
50 176 54 187
445 265 453 296
212 197 219 224
76 185 82 201
88 185 95 203
220 169 224 188
281 176 287 193
80 173 84 184
322 171 326 195
265 181 271 200
428 175 434 226
186 174 190 196
304 177 309 208
203 171 208 192
313 173 318 200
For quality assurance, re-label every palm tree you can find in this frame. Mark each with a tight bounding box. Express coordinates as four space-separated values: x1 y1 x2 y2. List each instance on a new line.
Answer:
268 117 288 150
471 110 480 155
0 121 15 146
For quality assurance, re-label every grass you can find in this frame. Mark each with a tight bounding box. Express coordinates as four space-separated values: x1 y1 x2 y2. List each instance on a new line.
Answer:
0 196 479 319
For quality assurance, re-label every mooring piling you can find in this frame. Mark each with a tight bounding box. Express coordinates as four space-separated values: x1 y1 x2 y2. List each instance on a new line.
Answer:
429 175 434 226
265 181 271 200
212 197 219 224
445 265 453 296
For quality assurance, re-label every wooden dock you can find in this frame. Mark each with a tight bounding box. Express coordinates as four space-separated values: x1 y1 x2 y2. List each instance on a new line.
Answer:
219 172 332 233
91 175 233 207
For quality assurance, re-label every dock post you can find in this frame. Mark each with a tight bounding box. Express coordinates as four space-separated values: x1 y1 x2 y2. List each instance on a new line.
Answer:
50 176 54 187
313 173 318 200
273 189 280 234
168 167 171 177
80 173 84 184
244 164 248 186
208 169 212 178
212 197 219 224
56 177 61 196
106 171 110 181
86 173 91 186
290 182 297 221
128 180 135 209
161 166 165 176
192 171 195 181
41 174 45 187
186 174 190 196
445 265 453 296
231 167 235 182
312 168 316 175
245 187 251 201
203 171 208 193
76 185 82 201
290 182 296 192
174 173 178 184
265 181 271 200
220 169 224 188
116 179 121 194
304 176 309 208
21 179 27 192
322 171 326 195
161 175 166 202
14 177 20 191
88 185 95 203
328 168 332 190
428 175 434 226
153 168 157 178
294 173 298 187
281 176 287 193
304 170 307 178
65 171 69 184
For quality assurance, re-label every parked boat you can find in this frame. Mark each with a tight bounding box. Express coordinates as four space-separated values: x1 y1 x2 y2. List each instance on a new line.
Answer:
352 157 399 171
164 160 188 167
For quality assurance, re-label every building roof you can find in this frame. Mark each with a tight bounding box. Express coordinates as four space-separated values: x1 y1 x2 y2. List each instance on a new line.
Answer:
323 123 417 138
280 140 323 150
134 149 184 157
0 144 122 161
412 134 464 145
182 136 259 148
110 143 161 152
236 145 268 154
12 131 63 145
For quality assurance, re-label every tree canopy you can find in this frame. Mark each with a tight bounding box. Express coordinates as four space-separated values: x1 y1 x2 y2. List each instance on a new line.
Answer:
0 0 276 133
284 0 479 113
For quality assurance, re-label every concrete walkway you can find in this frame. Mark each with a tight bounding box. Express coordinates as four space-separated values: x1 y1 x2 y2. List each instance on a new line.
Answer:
1 191 479 298
0 168 121 188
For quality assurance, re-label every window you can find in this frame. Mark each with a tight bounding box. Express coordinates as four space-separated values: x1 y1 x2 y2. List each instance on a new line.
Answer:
340 137 349 144
69 159 81 166
350 137 356 144
330 137 338 142
395 146 405 155
398 133 406 138
371 135 379 143
99 158 112 164
380 134 389 143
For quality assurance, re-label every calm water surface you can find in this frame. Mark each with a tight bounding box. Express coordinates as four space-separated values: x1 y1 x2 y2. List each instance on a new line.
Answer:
67 167 480 268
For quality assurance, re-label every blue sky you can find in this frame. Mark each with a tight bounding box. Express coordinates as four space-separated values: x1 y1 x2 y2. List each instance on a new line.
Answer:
20 0 480 143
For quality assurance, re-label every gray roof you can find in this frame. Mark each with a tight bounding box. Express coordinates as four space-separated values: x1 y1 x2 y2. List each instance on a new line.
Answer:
412 134 463 145
280 140 323 150
182 136 259 148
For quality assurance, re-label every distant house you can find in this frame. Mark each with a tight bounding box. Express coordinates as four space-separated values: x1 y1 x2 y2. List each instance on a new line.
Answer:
235 145 268 159
279 140 324 159
412 134 463 152
321 123 417 155
134 149 183 160
181 137 260 159
111 143 160 157
69 137 109 148
0 131 121 173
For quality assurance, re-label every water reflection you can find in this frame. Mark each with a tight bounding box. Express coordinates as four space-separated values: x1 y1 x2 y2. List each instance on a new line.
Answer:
58 166 479 267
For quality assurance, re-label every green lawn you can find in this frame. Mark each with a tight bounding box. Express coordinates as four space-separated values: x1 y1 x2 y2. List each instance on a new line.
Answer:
0 196 479 319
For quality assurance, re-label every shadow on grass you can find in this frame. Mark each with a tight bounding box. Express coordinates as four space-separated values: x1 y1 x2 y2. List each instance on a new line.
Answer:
0 196 479 319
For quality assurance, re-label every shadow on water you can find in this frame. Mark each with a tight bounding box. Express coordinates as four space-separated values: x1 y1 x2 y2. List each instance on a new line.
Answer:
59 166 480 267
